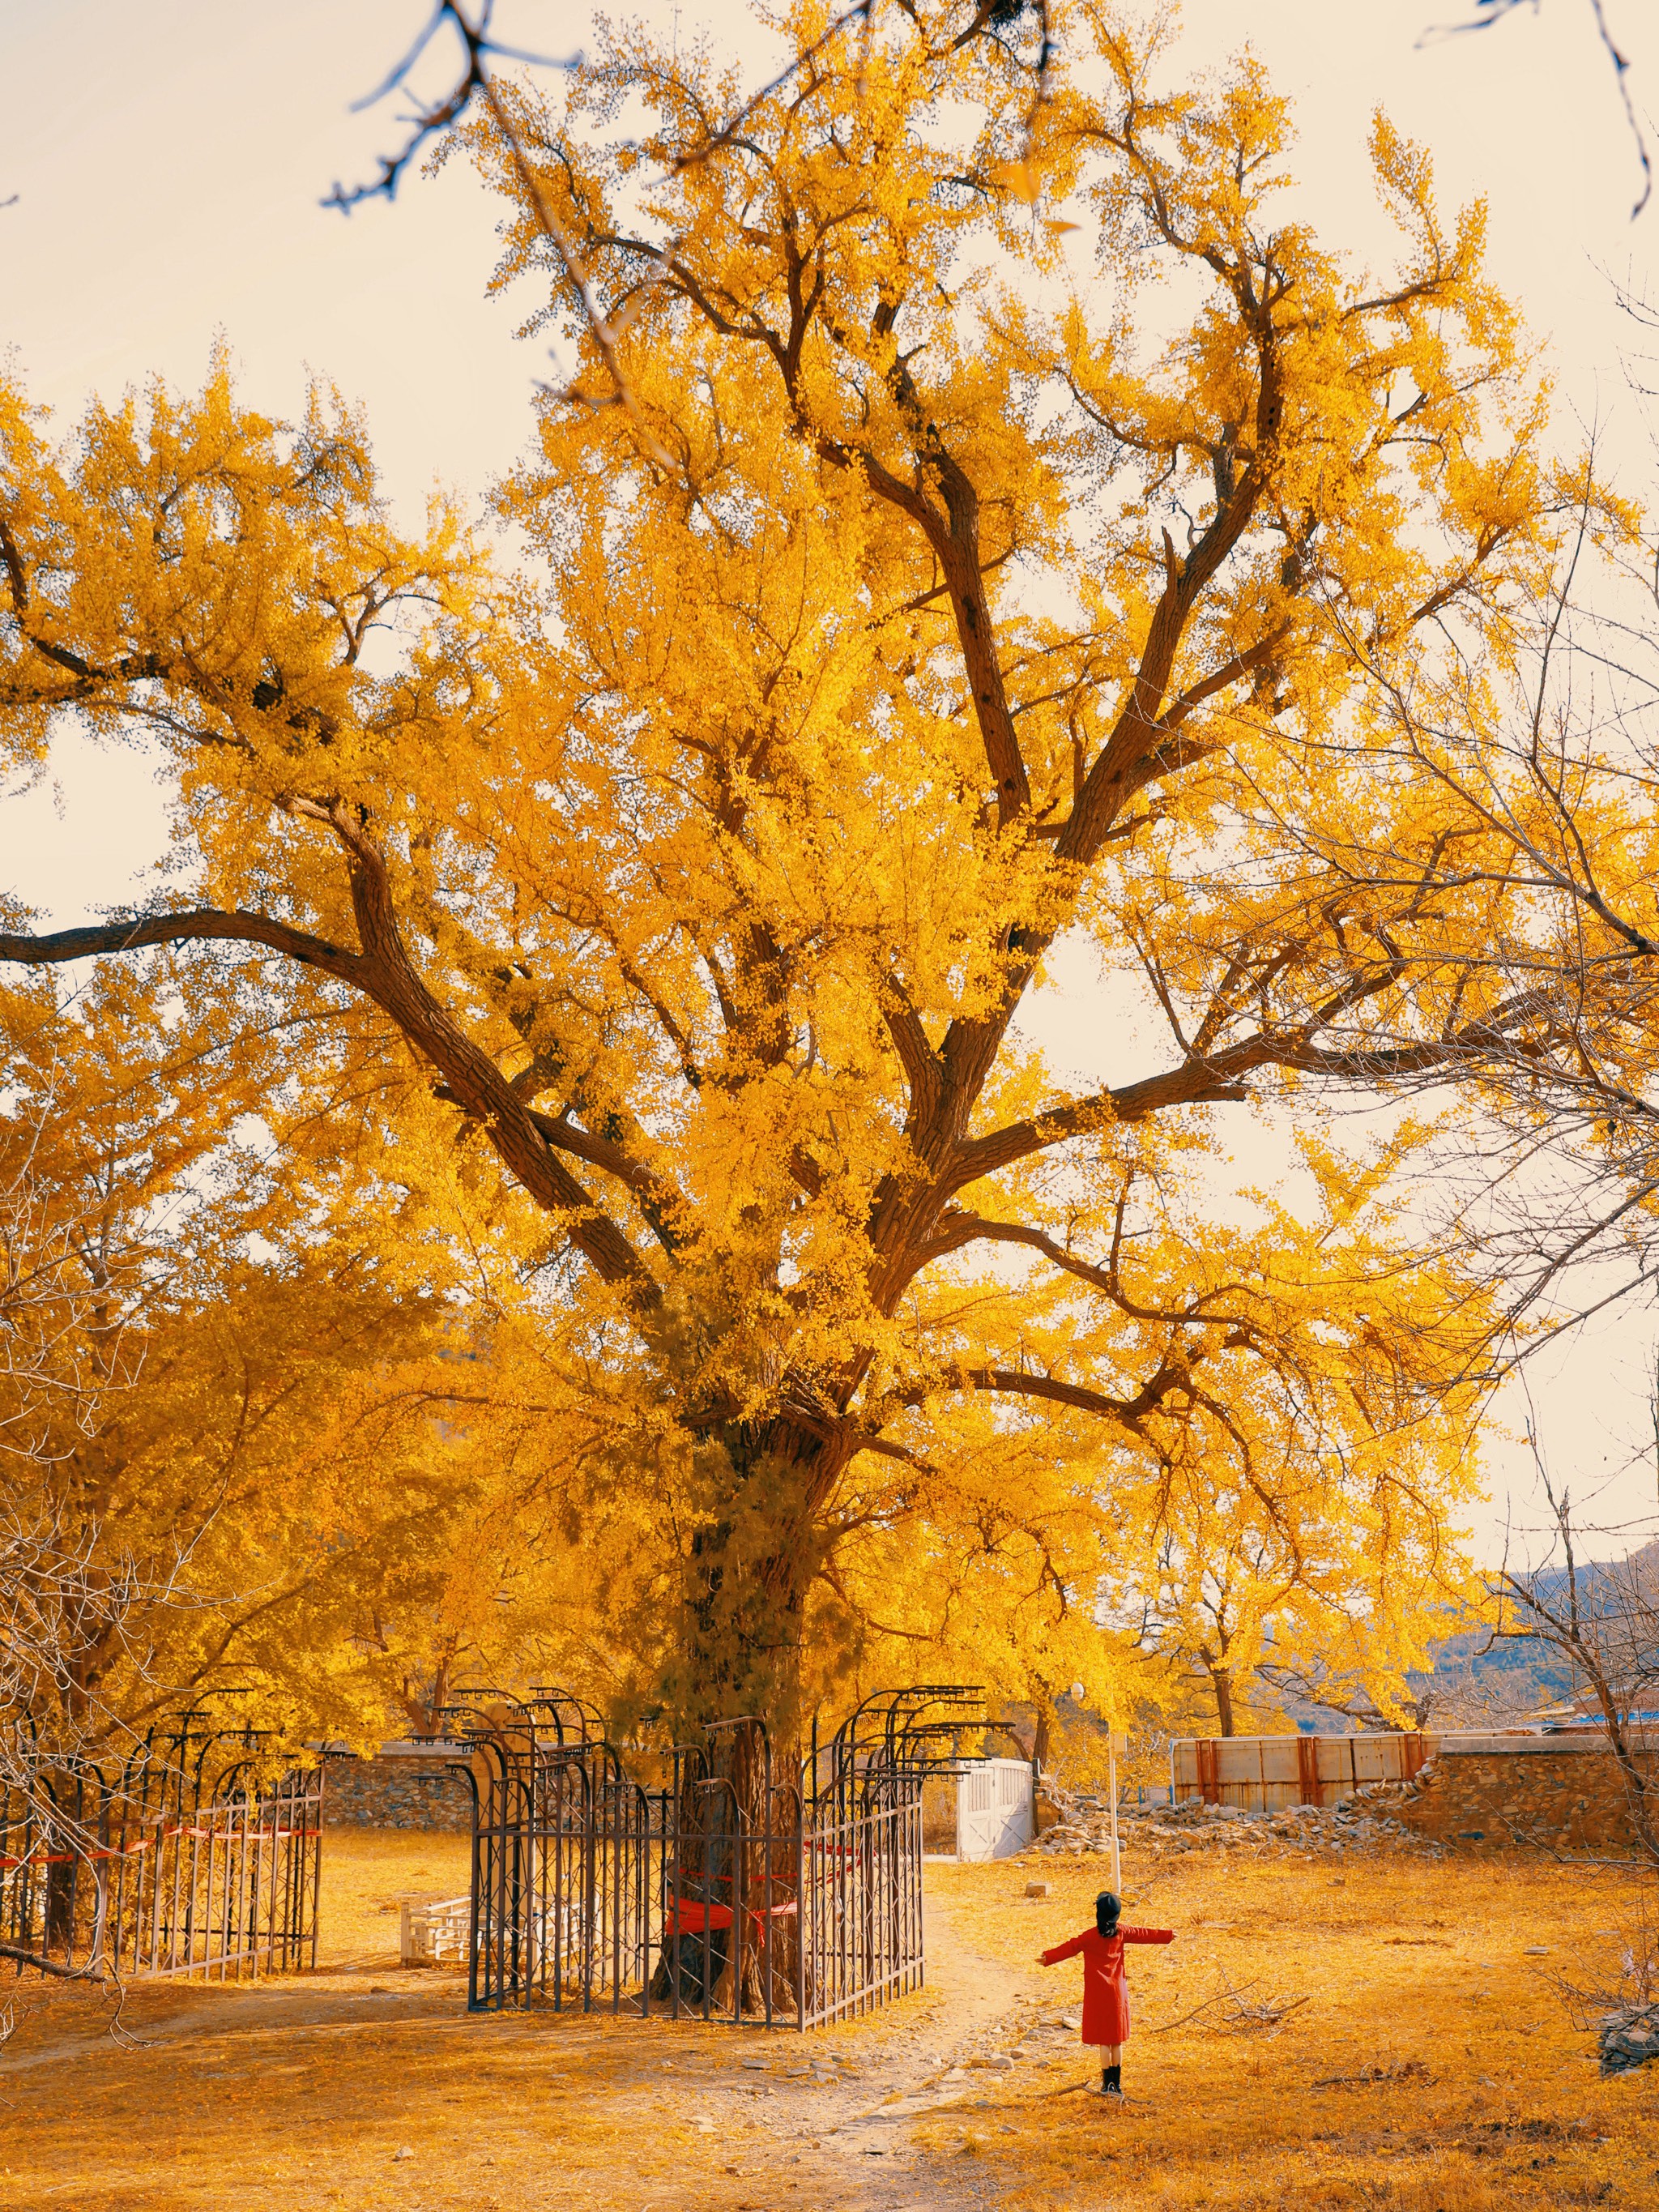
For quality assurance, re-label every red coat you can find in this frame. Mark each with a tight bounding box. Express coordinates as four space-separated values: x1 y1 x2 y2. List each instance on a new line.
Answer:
1041 1924 1174 2044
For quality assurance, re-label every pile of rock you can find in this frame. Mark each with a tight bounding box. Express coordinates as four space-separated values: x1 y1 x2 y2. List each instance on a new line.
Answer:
1597 2005 1659 2076
1250 1784 1434 1860
1031 1777 1436 1861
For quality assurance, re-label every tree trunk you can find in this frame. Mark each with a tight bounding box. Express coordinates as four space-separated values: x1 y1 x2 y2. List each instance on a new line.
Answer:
1208 1664 1237 1738
38 1766 94 1962
640 1421 829 2012
401 1651 451 1737
676 1428 827 1707
42 1856 79 1958
646 1713 797 2014
1587 1680 1659 1874
711 1717 793 2015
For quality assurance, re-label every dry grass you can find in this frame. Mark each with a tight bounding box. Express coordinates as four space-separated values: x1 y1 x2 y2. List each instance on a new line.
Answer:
317 1825 473 1966
0 1829 874 2212
2 1828 1657 2210
924 1846 1659 2209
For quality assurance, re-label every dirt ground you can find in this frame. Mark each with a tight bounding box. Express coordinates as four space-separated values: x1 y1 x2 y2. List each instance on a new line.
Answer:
2 1826 1657 2210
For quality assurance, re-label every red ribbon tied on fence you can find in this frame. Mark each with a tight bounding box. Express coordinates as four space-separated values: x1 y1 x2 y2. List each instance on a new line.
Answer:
662 1897 799 1939
0 1822 318 1869
663 1898 732 1934
0 1838 151 1868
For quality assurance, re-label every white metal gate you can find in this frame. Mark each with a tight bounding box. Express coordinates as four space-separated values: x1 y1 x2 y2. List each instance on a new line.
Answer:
955 1757 1034 1861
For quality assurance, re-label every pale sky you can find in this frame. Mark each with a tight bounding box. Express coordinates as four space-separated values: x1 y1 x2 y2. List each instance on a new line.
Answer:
4 0 1658 1561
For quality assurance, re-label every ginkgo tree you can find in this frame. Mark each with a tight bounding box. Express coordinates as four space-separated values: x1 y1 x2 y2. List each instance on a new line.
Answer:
0 2 1573 1766
0 963 569 1767
1120 1140 1492 1738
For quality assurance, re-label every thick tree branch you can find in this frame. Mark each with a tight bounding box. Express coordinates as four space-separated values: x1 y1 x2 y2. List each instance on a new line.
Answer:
0 910 369 989
300 801 659 1295
951 1054 1254 1188
915 1209 1256 1334
950 1360 1188 1433
0 1938 108 1983
876 971 941 1129
526 1106 690 1258
859 444 1032 829
0 849 659 1301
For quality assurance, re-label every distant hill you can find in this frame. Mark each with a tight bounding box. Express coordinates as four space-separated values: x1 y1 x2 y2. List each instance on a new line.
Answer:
1405 1622 1576 1726
1277 1561 1627 1735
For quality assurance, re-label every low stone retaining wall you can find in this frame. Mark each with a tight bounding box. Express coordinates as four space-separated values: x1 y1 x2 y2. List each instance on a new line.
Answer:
322 1743 472 1831
1393 1737 1657 1858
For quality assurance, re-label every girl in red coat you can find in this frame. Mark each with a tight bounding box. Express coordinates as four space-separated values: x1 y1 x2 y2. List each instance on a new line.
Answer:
1038 1890 1175 2097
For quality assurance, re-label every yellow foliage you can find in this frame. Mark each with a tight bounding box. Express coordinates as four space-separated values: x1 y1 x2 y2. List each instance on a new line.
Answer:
0 971 557 1750
0 3 1584 1744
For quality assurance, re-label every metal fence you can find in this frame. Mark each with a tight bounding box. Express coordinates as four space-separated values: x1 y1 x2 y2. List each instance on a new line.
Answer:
1171 1730 1431 1811
438 1684 985 2028
2 1716 322 1983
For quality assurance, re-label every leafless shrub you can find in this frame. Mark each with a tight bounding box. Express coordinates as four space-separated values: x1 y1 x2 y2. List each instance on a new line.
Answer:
2 1137 134 1717
1555 1893 1659 2026
1491 1449 1659 1876
0 1137 144 1982
1550 1894 1659 2073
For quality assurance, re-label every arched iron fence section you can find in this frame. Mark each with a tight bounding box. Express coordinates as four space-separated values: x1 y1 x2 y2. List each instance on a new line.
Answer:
2 1715 322 1982
438 1684 992 2028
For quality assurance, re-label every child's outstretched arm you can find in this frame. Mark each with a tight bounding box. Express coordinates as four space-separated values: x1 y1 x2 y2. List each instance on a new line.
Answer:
1120 1926 1176 1945
1037 1932 1088 1966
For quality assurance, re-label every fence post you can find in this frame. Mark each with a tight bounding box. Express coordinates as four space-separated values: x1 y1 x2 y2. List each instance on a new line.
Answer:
309 1766 324 1972
795 1793 807 2032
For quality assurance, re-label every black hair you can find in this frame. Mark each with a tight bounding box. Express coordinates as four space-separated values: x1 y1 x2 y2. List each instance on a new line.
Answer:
1095 1890 1121 1937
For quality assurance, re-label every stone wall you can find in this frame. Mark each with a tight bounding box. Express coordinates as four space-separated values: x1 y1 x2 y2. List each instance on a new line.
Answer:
1393 1740 1657 1858
322 1744 473 1832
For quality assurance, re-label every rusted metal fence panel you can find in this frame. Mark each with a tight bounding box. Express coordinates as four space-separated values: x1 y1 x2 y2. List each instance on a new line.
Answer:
440 1685 979 2029
1171 1730 1432 1811
2 1719 322 1983
1171 1728 1658 1829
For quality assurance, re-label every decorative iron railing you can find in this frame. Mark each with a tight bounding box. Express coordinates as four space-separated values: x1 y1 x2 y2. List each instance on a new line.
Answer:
1 1715 322 1983
436 1684 993 2028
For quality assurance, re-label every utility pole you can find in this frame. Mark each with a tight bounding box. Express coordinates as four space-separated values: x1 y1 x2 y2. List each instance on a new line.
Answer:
1108 1729 1124 1892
